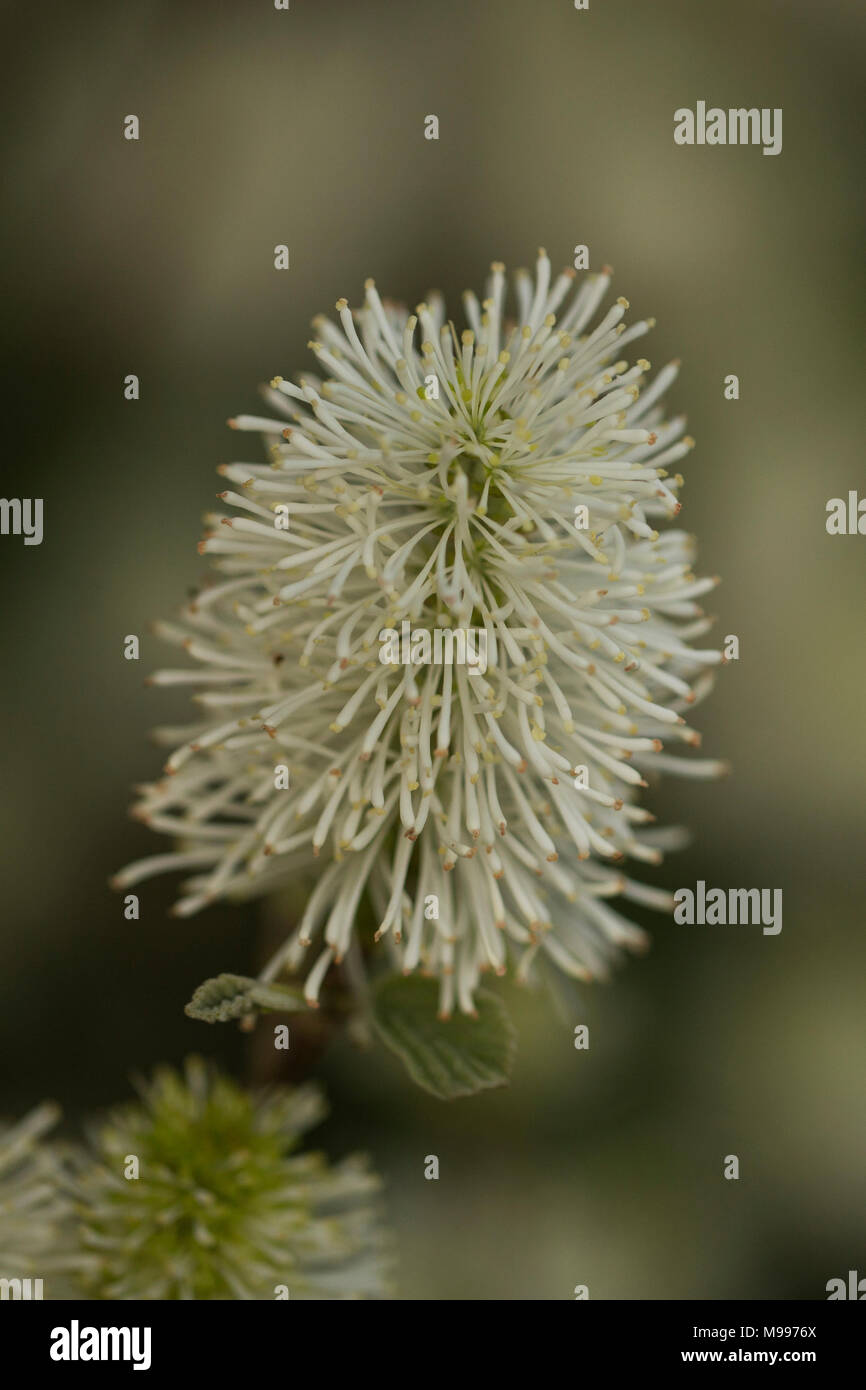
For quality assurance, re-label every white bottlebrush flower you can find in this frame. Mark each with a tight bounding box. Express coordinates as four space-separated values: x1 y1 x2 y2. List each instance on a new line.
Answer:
0 1103 73 1289
68 1058 389 1300
116 252 725 1016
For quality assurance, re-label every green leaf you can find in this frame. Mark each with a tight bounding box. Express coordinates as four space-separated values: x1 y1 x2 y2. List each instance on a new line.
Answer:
371 974 517 1100
185 973 306 1024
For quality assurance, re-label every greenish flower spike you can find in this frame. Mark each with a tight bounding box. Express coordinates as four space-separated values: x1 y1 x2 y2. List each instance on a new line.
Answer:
69 1057 390 1300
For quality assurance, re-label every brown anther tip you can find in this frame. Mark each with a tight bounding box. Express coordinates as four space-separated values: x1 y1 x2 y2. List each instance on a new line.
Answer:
305 998 320 1010
263 725 276 738
647 432 657 446
221 517 233 527
653 739 663 751
517 760 528 773
197 540 208 554
227 418 237 429
282 428 292 439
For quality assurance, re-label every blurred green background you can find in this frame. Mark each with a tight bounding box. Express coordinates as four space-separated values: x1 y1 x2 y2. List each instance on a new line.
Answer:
1 0 864 1299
